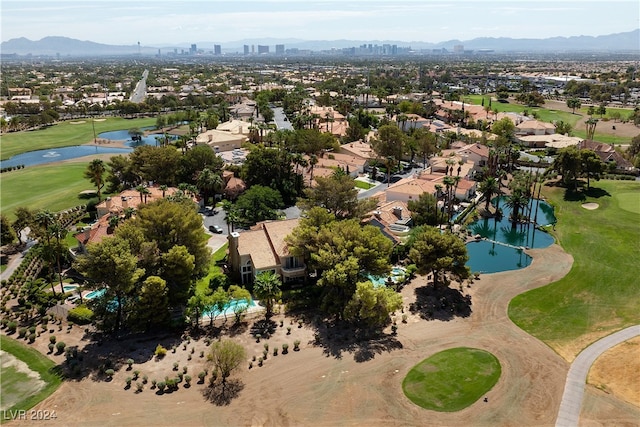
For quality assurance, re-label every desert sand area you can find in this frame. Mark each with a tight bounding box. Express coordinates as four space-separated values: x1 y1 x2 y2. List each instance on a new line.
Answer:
6 244 640 427
3 199 638 425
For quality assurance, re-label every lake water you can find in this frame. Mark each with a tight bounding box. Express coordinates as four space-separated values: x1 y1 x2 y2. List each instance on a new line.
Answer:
0 146 132 168
0 126 170 168
465 197 555 273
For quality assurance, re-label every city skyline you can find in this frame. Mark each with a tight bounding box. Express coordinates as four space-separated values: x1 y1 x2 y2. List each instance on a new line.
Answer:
2 0 639 47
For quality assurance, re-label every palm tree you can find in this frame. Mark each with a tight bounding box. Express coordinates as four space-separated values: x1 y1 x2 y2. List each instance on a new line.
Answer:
308 154 318 186
34 210 58 295
159 184 168 198
478 177 500 211
84 159 106 201
253 271 282 318
136 185 149 203
505 190 529 228
196 168 222 206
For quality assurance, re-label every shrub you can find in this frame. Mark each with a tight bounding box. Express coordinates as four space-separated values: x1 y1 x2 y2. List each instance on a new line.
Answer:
105 369 115 379
133 370 140 380
182 366 188 374
273 347 278 356
293 340 301 351
184 375 191 385
157 381 166 392
125 377 132 387
199 350 204 358
282 343 289 354
173 362 179 371
263 343 269 351
55 341 66 354
198 371 206 382
298 319 303 328
48 343 55 353
18 327 27 338
126 358 134 369
28 326 36 334
136 382 144 392
142 375 148 384
151 379 157 388
287 327 291 335
28 333 36 343
258 357 263 367
67 305 94 325
155 344 167 358
49 335 57 344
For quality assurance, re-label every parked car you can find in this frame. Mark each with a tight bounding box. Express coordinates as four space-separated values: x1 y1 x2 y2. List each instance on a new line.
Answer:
209 225 223 234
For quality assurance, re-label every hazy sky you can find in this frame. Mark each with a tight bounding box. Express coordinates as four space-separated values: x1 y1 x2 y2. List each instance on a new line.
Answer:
2 0 639 46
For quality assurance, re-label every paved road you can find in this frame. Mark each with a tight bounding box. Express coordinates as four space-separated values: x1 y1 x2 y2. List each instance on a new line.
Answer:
272 107 293 131
555 325 640 427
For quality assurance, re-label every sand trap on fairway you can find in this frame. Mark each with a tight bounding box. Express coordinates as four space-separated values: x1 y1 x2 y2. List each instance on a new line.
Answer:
93 118 106 122
69 121 86 124
581 203 599 210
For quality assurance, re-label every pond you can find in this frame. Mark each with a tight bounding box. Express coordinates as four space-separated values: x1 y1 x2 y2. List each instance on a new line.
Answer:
0 146 132 168
465 197 556 273
0 127 174 168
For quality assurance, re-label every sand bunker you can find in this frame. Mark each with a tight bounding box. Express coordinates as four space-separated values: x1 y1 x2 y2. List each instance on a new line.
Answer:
582 203 599 210
69 121 86 124
93 119 106 122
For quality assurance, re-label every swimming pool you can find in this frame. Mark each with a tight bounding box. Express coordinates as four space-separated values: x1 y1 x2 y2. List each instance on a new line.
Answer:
85 289 106 300
63 285 79 292
367 266 407 287
204 299 257 318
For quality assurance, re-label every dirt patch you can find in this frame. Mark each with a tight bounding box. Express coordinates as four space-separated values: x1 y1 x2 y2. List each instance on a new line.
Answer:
581 202 599 210
0 350 46 410
588 336 640 407
7 244 637 426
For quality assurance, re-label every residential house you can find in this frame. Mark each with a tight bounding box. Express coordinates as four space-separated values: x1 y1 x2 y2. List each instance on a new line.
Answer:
195 129 247 152
227 219 305 284
515 119 555 136
579 140 635 171
364 200 413 242
518 133 583 149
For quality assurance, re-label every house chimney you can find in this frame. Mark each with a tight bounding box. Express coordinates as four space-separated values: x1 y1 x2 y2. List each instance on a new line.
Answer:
122 197 128 209
105 197 112 210
83 226 91 241
393 206 403 219
228 232 240 271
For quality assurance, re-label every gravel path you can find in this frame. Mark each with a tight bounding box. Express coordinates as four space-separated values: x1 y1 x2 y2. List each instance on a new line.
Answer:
555 325 640 427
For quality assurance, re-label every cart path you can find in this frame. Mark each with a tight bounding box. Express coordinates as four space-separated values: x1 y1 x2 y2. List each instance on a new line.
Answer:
555 325 640 427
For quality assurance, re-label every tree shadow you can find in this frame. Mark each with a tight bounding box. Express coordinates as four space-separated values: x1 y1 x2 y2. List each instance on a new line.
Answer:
409 284 472 321
583 186 611 199
564 184 611 201
202 379 244 406
308 318 402 362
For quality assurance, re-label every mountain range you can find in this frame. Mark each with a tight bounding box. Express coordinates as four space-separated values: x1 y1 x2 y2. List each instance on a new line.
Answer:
2 30 639 56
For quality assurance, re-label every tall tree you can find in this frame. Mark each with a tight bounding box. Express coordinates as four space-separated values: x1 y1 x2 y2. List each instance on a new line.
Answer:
208 340 246 384
84 159 106 201
299 174 376 220
478 176 500 212
566 98 581 114
408 192 446 226
161 245 196 306
252 271 282 318
196 168 223 206
1 214 16 246
235 185 283 225
343 281 402 330
74 236 144 334
129 276 170 332
409 227 470 289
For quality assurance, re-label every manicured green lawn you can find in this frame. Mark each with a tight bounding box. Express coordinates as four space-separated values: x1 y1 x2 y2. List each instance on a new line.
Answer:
402 347 501 412
354 180 375 190
466 95 579 126
1 117 156 160
0 162 98 220
0 336 62 417
509 180 640 359
572 129 632 145
195 242 229 295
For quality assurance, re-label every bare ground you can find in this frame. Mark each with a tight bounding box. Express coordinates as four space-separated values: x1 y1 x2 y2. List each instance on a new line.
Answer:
5 244 638 426
587 336 640 407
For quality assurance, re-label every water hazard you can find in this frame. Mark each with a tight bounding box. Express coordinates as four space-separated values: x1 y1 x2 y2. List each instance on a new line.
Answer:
465 197 556 273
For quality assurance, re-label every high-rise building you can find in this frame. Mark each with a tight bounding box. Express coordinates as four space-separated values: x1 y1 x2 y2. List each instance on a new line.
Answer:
214 45 221 55
257 45 269 54
275 44 285 54
190 44 197 55
243 45 250 55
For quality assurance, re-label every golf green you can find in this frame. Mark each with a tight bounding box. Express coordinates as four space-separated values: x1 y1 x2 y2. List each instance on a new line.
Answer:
402 347 501 412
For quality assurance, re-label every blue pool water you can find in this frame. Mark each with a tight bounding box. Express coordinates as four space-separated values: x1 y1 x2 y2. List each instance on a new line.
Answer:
63 285 79 292
97 127 175 147
204 299 256 318
367 267 407 287
85 288 106 300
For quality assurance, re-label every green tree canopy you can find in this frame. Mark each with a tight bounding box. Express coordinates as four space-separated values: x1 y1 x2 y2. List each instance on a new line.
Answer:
84 159 106 201
409 227 469 289
161 245 196 306
252 271 282 318
235 185 284 225
408 192 446 226
299 174 376 220
343 281 403 329
128 276 170 332
209 340 246 384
